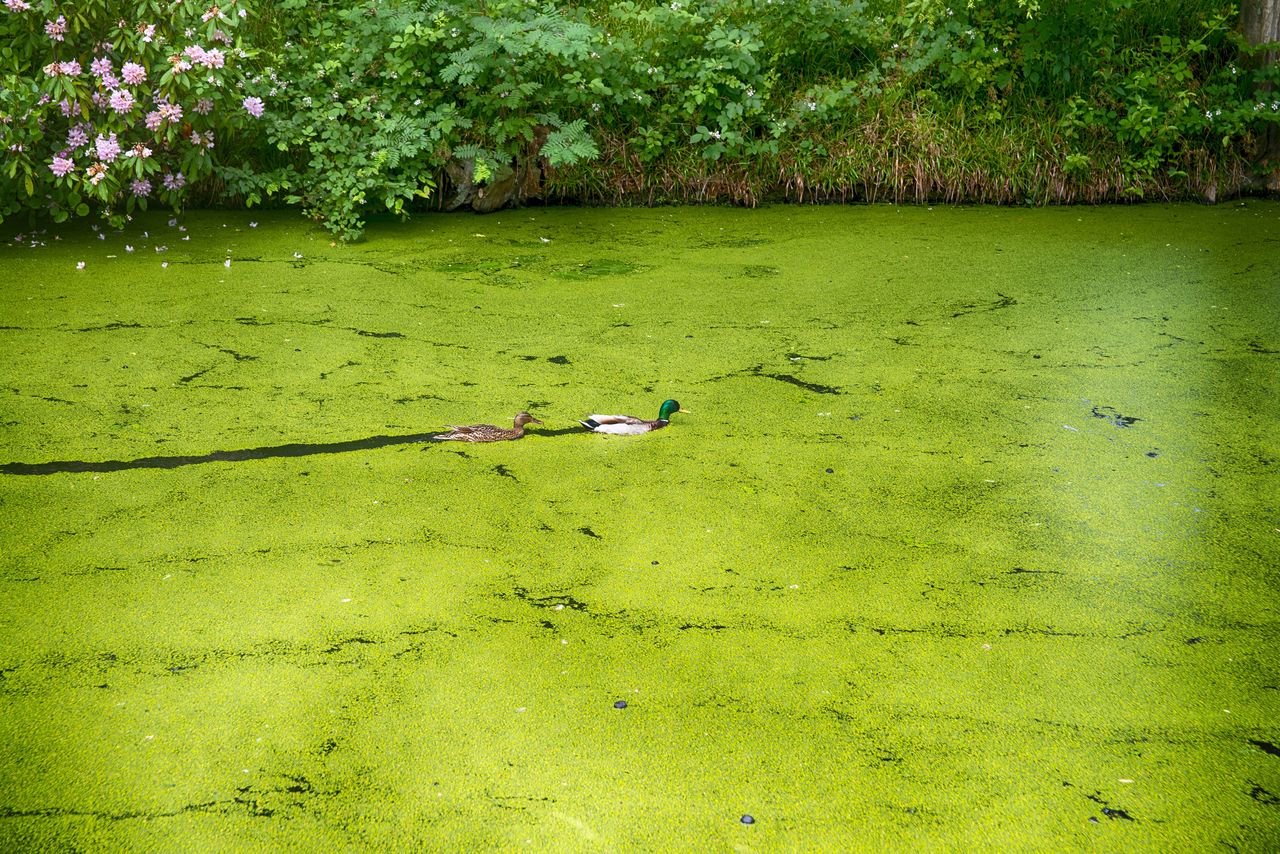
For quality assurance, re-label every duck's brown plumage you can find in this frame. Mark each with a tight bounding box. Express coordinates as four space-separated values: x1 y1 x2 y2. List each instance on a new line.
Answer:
432 411 542 442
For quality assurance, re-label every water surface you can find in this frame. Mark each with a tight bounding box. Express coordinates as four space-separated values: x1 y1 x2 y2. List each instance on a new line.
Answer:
1 203 1277 850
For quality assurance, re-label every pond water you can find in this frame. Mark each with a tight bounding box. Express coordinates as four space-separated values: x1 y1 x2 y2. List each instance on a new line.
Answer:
0 203 1277 850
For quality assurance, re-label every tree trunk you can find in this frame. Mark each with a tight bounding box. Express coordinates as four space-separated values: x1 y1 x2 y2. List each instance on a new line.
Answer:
1241 0 1280 60
1241 0 1280 187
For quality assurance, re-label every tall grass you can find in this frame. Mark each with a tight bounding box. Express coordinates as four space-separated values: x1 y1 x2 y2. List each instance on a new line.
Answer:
544 94 1255 207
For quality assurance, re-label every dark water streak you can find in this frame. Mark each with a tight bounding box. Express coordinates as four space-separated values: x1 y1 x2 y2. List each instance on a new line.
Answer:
0 432 438 475
1 426 587 475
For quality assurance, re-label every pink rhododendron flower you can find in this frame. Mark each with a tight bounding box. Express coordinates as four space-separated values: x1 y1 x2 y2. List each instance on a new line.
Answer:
131 179 152 197
6 0 33 12
44 14 66 41
126 143 153 158
121 62 146 85
242 96 264 118
90 56 113 77
99 72 120 90
94 133 121 162
86 163 108 185
200 48 225 69
67 126 89 149
109 89 135 113
49 155 74 177
184 45 206 64
41 62 80 78
163 172 186 190
145 110 163 131
194 98 214 114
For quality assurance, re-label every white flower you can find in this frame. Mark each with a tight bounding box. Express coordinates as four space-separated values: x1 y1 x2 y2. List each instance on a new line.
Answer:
76 261 85 269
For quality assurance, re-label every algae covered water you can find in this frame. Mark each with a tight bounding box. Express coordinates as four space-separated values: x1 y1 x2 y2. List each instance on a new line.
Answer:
0 204 1277 850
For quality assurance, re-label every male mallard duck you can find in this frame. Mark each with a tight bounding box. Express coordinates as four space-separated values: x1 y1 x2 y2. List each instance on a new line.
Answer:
579 399 688 435
432 411 543 442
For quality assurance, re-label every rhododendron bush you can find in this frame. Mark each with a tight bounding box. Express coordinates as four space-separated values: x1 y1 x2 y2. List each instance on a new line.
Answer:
0 0 259 225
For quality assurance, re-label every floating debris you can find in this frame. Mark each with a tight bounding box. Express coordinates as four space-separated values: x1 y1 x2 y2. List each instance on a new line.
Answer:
1091 405 1140 428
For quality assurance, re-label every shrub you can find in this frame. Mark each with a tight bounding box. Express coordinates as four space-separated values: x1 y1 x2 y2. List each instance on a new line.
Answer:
0 0 258 227
222 0 604 240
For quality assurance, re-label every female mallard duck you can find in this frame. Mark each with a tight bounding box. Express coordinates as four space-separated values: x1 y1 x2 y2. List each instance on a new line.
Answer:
579 399 688 435
432 411 543 442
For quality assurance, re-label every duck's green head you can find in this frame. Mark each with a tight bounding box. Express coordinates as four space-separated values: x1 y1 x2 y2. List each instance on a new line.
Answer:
658 399 687 421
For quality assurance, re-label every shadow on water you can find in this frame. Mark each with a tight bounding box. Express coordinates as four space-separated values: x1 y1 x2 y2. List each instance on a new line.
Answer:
0 427 586 475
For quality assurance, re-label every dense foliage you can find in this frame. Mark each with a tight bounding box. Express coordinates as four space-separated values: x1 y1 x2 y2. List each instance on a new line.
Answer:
0 0 259 228
2 0 1277 237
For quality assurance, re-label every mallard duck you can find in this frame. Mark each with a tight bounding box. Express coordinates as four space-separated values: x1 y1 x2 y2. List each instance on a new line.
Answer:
432 411 543 442
579 399 688 435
